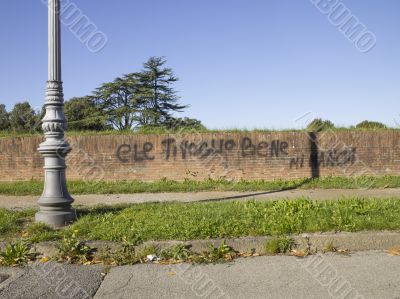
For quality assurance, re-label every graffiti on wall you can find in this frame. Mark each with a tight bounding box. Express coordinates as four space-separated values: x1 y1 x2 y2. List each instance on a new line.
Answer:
116 138 289 162
160 138 290 160
116 137 357 170
289 148 357 169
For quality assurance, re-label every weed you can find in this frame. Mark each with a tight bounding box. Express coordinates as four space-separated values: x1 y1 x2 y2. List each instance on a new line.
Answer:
192 241 237 264
56 230 92 263
111 239 139 265
96 244 139 266
160 244 191 262
265 237 295 254
323 240 337 253
94 247 116 266
136 245 159 263
0 241 36 266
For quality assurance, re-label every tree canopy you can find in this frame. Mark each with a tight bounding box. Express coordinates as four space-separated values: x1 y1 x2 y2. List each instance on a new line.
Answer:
88 56 191 131
64 97 109 131
0 104 10 130
306 118 335 132
1 57 204 133
135 56 187 127
356 121 387 129
9 102 39 132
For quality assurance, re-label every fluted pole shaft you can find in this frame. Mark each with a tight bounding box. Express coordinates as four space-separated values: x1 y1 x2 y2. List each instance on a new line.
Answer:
48 0 61 82
36 0 75 227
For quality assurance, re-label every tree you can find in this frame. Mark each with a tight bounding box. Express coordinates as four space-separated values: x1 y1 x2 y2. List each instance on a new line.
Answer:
90 57 189 131
9 102 38 132
0 104 10 130
164 117 206 131
91 75 142 131
64 97 109 131
136 56 187 126
139 117 206 133
306 118 335 132
356 120 387 129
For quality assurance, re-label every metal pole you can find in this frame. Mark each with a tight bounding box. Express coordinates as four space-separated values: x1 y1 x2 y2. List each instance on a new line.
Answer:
36 0 75 227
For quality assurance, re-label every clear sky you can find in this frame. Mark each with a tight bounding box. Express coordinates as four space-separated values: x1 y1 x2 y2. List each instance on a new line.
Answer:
1 0 399 129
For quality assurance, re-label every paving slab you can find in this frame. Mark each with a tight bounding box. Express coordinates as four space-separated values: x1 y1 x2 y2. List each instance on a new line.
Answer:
0 262 103 299
1 188 400 209
95 251 400 299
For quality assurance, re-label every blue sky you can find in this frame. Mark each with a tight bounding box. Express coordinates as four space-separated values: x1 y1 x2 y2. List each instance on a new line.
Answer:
0 0 399 129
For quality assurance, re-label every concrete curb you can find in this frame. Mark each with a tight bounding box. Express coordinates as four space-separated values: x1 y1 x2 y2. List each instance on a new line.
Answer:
136 231 400 254
33 231 400 258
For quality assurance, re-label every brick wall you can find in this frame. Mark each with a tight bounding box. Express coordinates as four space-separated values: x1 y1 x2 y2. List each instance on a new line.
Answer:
0 131 399 182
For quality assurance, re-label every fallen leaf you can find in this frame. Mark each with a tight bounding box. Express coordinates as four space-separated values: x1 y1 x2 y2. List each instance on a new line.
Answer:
387 248 400 256
337 248 350 254
167 272 176 276
290 250 308 257
39 257 49 263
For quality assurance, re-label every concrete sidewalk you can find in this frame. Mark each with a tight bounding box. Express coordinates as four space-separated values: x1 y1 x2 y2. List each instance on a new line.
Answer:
96 251 400 299
0 188 399 209
0 251 399 299
0 263 103 299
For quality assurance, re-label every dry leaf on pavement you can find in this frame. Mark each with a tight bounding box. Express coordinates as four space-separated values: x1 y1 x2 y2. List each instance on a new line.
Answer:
387 248 400 256
290 250 308 257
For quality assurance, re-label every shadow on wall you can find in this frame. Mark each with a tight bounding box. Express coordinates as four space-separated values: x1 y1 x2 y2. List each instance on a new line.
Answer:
309 132 320 179
203 133 321 203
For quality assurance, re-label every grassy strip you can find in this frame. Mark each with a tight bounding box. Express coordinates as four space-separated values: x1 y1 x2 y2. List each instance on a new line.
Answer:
2 197 400 244
72 197 400 243
0 209 35 238
0 176 400 196
1 127 399 138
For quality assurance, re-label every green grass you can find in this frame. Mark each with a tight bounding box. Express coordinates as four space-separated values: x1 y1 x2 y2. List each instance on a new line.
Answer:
72 197 400 243
1 127 399 138
0 208 35 239
3 197 400 244
265 236 295 254
1 176 400 196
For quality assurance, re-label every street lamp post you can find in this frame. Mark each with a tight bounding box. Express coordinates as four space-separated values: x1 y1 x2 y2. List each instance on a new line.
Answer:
36 0 75 227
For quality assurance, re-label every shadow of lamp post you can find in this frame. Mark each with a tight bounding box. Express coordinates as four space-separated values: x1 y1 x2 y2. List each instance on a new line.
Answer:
36 0 76 227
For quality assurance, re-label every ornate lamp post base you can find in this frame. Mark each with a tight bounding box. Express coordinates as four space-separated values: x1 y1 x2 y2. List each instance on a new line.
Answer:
36 139 75 227
36 210 75 228
36 0 75 227
36 119 76 227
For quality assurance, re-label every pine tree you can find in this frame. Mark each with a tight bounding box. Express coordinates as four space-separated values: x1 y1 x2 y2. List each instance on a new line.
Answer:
136 57 187 127
91 75 141 131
